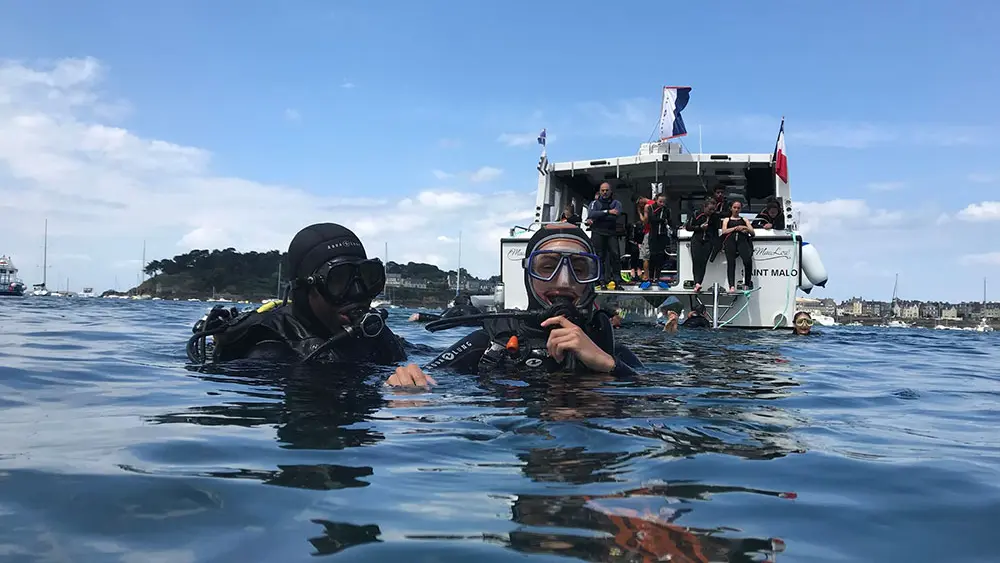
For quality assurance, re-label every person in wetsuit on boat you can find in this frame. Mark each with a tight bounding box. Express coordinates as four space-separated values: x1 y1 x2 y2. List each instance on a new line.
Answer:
721 200 755 293
387 223 643 386
752 196 786 231
186 223 425 378
685 197 718 293
408 292 483 323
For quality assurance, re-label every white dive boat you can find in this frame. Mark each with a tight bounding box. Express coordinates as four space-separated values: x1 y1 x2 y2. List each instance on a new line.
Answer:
0 255 26 296
492 93 828 329
79 287 95 298
811 312 837 327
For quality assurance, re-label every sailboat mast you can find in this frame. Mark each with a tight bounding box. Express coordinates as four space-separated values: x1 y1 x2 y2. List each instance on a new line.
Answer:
42 218 48 286
141 240 146 283
456 230 462 295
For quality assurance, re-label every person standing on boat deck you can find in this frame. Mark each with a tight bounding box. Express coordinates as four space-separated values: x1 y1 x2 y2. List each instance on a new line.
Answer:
708 184 728 260
586 182 624 289
640 193 672 290
624 203 646 284
752 196 785 230
686 198 718 293
721 200 755 293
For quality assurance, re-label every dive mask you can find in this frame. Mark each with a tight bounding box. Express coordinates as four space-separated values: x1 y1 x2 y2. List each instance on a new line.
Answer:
306 257 386 302
523 249 601 284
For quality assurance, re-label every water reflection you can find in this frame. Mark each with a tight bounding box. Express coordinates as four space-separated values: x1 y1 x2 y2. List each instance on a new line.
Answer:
149 329 804 559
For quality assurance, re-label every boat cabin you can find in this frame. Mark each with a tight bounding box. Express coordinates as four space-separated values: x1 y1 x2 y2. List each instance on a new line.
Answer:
496 141 819 329
531 142 794 232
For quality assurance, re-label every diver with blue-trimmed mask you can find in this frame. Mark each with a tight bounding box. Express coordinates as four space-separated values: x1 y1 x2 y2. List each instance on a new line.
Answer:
187 223 412 366
387 223 643 387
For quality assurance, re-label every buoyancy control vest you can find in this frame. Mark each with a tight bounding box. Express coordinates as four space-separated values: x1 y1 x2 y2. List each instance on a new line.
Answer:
476 310 617 375
188 302 402 364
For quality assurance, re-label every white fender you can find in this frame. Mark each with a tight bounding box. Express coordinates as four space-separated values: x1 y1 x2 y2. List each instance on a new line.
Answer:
772 312 789 328
799 271 813 294
800 242 828 287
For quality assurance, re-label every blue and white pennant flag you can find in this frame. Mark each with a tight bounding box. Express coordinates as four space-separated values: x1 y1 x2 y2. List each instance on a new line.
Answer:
659 86 691 141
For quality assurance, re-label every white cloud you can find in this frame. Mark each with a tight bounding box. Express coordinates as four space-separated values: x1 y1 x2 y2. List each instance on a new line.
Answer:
469 166 502 183
794 198 904 237
437 235 457 243
867 181 905 192
497 132 537 147
341 81 355 89
957 201 1000 222
960 252 1000 266
431 169 453 180
0 57 534 291
283 108 301 122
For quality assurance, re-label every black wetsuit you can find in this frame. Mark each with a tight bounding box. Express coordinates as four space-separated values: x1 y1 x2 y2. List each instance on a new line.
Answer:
560 212 582 226
423 311 642 377
685 211 716 286
709 197 727 260
625 220 644 271
588 197 623 285
723 216 754 289
208 304 407 364
752 208 785 230
682 313 711 328
646 204 672 280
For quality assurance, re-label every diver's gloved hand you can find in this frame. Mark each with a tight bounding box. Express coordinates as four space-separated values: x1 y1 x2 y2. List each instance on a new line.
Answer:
539 316 616 373
386 364 437 389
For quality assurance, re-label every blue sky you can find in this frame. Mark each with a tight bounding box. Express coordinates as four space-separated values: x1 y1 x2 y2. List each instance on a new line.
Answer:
1 0 998 302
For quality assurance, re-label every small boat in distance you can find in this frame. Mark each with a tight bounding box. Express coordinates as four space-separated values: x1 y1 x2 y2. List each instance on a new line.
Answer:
0 255 26 296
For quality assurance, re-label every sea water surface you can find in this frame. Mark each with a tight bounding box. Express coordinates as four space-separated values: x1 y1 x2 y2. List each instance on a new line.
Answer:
0 297 997 562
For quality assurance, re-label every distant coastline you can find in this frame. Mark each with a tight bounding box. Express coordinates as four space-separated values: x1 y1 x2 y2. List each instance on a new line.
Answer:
119 247 497 308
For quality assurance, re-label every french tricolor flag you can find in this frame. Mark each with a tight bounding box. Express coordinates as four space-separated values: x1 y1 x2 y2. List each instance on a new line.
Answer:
658 86 691 140
774 118 788 184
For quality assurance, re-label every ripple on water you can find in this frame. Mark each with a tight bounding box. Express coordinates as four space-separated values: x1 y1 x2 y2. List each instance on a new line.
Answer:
0 299 998 562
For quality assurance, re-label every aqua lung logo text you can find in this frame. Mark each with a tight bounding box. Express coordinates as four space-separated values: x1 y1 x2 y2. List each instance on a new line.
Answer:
326 240 363 251
426 340 474 369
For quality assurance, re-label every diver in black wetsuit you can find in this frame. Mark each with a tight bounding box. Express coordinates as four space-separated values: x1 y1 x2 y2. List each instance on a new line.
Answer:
682 303 711 328
387 223 643 385
721 200 756 293
408 292 483 323
186 223 422 376
685 197 718 293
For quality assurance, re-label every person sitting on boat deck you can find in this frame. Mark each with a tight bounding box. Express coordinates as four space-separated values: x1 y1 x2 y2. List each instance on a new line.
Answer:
682 303 712 328
558 203 582 226
752 196 786 231
386 223 644 386
793 311 813 335
721 200 756 293
586 182 624 289
640 192 672 290
685 198 718 293
408 292 483 323
189 222 416 369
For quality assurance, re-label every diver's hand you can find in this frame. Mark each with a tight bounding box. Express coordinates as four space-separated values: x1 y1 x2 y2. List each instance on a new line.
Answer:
540 316 615 373
386 364 437 388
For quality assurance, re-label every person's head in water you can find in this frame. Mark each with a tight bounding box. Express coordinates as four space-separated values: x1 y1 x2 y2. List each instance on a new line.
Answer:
729 200 743 218
793 311 813 335
285 223 385 335
522 223 600 313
